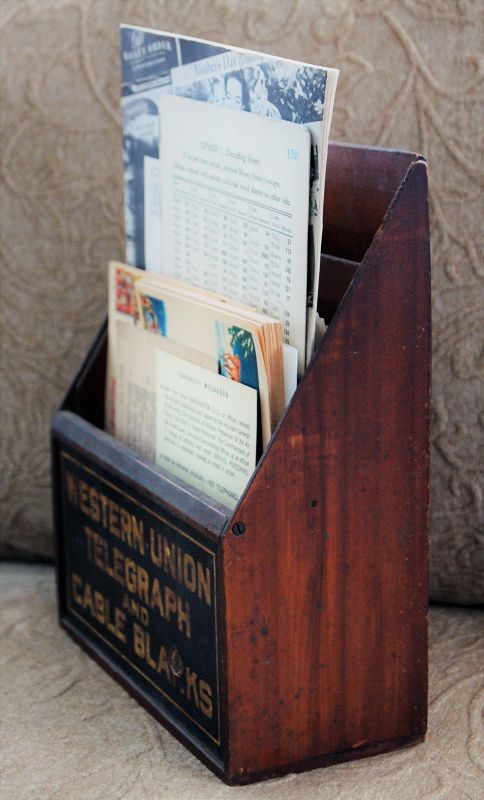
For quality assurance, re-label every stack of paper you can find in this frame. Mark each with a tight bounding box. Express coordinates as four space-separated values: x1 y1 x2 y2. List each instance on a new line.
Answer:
108 26 338 508
120 25 338 367
107 261 284 508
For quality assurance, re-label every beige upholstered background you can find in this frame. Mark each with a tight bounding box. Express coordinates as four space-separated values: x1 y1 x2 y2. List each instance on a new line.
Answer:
0 0 483 603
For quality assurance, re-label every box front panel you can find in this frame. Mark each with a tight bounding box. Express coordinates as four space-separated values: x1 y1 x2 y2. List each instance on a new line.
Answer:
57 445 222 759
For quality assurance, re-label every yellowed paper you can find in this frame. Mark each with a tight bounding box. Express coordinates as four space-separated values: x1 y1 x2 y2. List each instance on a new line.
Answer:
155 349 257 509
114 322 217 461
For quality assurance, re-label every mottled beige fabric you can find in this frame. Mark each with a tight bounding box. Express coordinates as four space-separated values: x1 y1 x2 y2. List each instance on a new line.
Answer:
0 563 482 798
0 1 483 602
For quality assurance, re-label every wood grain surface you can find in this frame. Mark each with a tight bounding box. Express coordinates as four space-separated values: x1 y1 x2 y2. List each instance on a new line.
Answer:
221 147 431 782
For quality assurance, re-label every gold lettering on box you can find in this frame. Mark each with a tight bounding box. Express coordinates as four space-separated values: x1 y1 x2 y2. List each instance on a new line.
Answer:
61 451 220 747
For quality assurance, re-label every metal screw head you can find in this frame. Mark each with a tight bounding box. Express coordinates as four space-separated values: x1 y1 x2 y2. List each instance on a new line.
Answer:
232 521 246 536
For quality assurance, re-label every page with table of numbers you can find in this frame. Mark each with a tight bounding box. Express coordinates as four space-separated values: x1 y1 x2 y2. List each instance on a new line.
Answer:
158 94 310 375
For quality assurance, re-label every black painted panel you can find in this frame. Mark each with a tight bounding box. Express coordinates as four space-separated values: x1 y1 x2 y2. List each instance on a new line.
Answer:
57 444 223 759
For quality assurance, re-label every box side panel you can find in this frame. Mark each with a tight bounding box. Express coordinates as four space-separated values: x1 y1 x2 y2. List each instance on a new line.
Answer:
323 143 416 262
222 159 430 781
61 319 107 425
52 422 226 771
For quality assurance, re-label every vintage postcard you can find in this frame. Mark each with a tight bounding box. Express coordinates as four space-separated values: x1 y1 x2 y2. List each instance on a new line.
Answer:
155 348 257 509
114 321 217 461
134 275 283 447
106 261 146 434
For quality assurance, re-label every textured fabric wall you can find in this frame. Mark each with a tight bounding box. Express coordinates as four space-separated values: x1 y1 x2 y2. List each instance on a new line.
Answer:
0 0 482 603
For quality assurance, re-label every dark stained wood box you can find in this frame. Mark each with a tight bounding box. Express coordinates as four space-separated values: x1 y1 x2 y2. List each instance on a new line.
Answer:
52 142 431 785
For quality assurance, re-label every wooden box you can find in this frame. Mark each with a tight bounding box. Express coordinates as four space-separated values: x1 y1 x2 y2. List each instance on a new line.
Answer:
52 142 431 785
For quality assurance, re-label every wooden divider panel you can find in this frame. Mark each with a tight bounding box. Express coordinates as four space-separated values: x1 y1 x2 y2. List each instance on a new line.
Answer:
222 155 430 782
